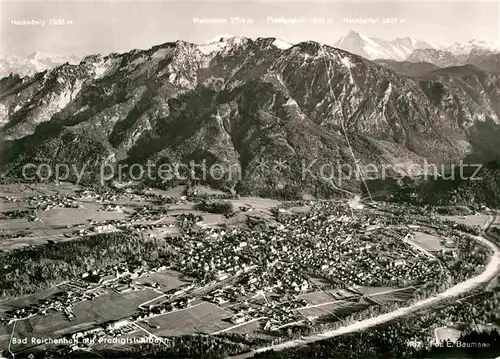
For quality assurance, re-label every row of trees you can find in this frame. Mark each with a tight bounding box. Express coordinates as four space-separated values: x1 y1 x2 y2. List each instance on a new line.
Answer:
0 209 35 219
436 234 491 285
195 200 234 214
15 335 248 359
253 328 500 359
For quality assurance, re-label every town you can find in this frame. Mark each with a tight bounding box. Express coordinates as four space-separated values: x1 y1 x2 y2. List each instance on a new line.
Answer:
0 182 494 356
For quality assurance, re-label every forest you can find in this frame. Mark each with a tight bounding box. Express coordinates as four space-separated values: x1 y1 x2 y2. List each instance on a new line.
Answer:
0 232 173 298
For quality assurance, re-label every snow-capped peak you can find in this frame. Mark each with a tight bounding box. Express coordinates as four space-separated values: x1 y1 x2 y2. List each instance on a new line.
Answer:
446 39 500 55
272 38 293 50
196 36 248 55
203 34 234 44
334 31 435 61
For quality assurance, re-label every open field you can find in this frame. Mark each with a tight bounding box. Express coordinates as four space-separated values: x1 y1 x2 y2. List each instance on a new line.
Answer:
298 291 335 305
222 319 263 335
167 203 200 214
0 225 105 251
144 302 233 336
146 185 187 198
328 300 372 319
435 327 461 342
25 289 158 337
0 219 42 231
0 287 61 313
38 207 126 226
355 287 396 296
370 287 417 303
199 213 227 226
286 205 311 214
354 287 417 303
110 197 154 208
295 298 374 321
443 214 490 227
134 270 190 291
31 311 98 336
409 232 446 252
0 183 82 198
2 317 75 352
0 201 31 212
297 301 349 318
147 216 177 226
229 197 280 215
28 227 75 237
81 289 159 321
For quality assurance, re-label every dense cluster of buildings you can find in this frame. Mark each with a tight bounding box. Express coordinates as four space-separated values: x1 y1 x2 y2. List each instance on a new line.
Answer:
168 201 442 300
29 194 82 211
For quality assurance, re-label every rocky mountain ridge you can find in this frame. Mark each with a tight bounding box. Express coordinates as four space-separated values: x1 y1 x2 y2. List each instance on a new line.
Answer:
1 36 499 196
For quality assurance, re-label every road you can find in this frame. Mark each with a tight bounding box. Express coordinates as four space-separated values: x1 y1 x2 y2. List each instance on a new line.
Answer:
8 320 16 359
233 213 500 358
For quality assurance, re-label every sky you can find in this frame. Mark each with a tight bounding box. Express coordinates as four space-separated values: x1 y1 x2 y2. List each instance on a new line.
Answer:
1 0 499 57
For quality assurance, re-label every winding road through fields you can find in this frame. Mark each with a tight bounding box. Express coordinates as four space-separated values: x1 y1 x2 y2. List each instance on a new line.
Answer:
233 213 500 358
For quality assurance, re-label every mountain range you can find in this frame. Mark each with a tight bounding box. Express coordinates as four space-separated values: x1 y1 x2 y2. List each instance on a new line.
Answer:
0 51 81 79
407 41 500 71
333 32 500 73
333 31 434 61
3 34 499 79
0 36 499 197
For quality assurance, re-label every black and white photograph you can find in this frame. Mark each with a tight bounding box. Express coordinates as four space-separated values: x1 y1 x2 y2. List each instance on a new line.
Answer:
0 0 500 358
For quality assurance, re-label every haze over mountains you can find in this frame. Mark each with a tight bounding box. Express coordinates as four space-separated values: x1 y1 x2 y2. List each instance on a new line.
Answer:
407 40 500 72
333 31 500 72
0 51 81 79
0 36 499 196
2 32 499 79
